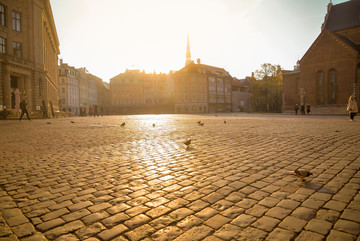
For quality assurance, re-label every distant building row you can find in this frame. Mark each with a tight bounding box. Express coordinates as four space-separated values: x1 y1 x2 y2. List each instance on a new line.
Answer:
109 61 253 114
58 60 111 116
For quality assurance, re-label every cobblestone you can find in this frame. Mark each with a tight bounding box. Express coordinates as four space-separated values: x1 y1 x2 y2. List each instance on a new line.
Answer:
0 114 359 240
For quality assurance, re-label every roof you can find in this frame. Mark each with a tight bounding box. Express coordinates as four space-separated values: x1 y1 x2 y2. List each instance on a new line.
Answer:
300 28 359 64
177 62 232 77
324 0 360 32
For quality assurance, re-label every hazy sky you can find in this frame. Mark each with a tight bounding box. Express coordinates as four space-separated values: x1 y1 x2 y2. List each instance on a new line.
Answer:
49 0 347 82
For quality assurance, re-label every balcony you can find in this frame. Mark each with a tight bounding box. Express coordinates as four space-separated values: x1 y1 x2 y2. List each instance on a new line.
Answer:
0 53 34 69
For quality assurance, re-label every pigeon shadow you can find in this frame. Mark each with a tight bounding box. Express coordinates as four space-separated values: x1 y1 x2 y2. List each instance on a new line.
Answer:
186 146 194 151
303 182 336 194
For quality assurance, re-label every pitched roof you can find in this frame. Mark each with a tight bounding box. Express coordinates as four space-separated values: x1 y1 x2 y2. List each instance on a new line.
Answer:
324 0 360 32
177 62 232 77
300 28 358 64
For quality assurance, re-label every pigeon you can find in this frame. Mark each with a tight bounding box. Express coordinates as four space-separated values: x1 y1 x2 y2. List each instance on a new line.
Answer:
197 121 201 124
199 122 204 126
153 123 155 127
46 122 51 124
70 121 75 123
224 120 227 124
120 122 125 127
289 169 313 182
183 139 191 147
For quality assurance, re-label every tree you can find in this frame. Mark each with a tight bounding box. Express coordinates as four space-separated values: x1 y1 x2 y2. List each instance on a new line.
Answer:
250 63 283 112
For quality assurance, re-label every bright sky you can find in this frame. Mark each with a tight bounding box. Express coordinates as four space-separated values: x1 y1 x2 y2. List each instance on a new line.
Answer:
50 0 348 82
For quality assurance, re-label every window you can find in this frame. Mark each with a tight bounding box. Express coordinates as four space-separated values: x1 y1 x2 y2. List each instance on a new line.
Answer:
0 37 6 53
0 4 5 26
13 41 22 57
12 11 21 31
329 69 336 104
317 71 325 105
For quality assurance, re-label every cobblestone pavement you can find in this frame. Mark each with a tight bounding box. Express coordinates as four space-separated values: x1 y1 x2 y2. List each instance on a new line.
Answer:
0 114 359 241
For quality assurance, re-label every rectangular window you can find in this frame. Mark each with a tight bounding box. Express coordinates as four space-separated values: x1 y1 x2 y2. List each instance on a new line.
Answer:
13 41 22 57
0 4 5 26
0 37 6 53
12 11 21 31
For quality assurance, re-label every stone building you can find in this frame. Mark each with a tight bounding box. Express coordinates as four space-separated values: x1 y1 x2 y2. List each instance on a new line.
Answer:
283 0 360 114
0 0 59 117
174 60 232 113
110 69 145 113
58 60 79 115
232 77 252 112
110 69 174 114
58 61 107 116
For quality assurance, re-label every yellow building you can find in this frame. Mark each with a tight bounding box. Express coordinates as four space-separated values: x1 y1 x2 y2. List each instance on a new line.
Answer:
0 0 59 117
110 69 145 109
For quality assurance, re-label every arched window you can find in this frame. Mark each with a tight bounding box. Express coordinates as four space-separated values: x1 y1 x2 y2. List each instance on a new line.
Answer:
317 71 325 105
329 69 336 104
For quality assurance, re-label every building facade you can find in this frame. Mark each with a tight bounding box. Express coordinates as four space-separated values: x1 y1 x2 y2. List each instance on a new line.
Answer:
174 61 232 113
110 69 175 114
58 60 79 115
232 77 252 112
283 0 360 114
110 69 145 113
0 0 60 117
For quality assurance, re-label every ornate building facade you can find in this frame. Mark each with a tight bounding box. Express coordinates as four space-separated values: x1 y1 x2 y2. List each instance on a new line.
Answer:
0 0 60 116
58 60 79 114
283 0 360 114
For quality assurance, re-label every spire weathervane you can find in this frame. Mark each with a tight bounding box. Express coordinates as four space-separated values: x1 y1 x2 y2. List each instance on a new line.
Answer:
185 33 191 66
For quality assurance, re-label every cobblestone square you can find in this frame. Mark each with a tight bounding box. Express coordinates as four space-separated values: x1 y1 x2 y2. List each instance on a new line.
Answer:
0 114 359 240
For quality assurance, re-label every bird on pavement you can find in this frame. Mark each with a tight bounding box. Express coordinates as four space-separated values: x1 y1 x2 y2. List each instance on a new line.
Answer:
46 122 51 124
70 121 75 123
197 121 201 124
224 120 227 124
120 122 125 127
198 122 204 126
289 169 313 182
183 139 191 147
153 123 155 127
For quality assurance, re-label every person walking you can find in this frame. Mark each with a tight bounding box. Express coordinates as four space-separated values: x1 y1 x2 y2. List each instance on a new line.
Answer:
294 104 299 115
306 104 311 114
301 104 305 115
93 104 98 117
347 95 358 121
19 97 31 120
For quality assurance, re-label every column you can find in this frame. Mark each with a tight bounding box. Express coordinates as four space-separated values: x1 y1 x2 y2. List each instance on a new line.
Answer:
25 75 32 111
3 73 11 109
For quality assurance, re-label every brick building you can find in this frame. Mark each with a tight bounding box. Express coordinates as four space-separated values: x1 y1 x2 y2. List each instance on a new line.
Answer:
0 0 59 117
283 0 360 114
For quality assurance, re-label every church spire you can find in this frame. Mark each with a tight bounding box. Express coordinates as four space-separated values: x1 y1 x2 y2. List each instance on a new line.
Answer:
185 33 191 66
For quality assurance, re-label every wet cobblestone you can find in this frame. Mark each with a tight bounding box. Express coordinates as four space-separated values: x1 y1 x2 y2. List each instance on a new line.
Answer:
0 114 359 240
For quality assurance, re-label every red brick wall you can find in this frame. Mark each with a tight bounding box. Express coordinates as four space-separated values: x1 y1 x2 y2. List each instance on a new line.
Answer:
283 71 300 110
283 29 359 114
